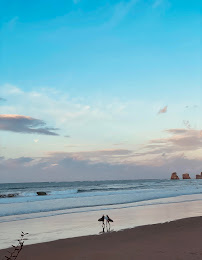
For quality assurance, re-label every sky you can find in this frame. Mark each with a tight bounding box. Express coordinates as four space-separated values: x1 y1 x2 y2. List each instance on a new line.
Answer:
0 0 201 182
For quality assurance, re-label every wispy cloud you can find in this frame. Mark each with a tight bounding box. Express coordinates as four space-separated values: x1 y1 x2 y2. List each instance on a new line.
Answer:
0 157 33 169
0 97 6 102
48 149 134 165
183 120 191 129
4 84 23 95
158 105 168 114
3 16 19 31
140 128 202 158
113 142 126 146
153 0 163 8
0 115 59 136
102 0 139 29
72 0 80 4
152 0 170 9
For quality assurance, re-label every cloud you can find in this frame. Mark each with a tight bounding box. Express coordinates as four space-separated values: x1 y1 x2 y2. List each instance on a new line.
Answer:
139 128 202 160
152 0 170 9
0 153 202 183
3 17 19 31
16 157 34 163
72 0 80 3
5 85 23 95
48 149 134 164
34 139 39 143
0 114 59 136
102 0 139 29
0 98 6 102
0 157 34 169
113 142 126 146
165 129 188 135
158 105 168 114
183 120 191 129
153 0 163 8
185 105 199 110
64 135 71 138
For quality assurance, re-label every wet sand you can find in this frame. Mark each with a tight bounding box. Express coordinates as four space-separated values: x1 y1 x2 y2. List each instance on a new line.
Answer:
1 197 202 250
0 216 202 260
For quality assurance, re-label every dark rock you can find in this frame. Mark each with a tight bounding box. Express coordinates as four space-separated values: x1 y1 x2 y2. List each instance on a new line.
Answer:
7 194 17 197
0 193 18 198
171 172 179 180
182 173 191 179
37 192 47 196
196 172 202 179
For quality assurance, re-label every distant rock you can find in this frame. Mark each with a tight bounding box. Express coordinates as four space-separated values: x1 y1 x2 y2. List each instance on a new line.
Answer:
37 192 47 196
7 194 17 197
0 193 18 198
196 172 202 179
182 173 191 179
171 172 179 180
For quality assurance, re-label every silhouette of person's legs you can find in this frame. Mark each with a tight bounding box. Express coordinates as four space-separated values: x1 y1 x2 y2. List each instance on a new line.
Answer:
102 222 105 232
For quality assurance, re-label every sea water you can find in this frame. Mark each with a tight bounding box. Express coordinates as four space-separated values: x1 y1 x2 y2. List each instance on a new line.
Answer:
1 179 202 223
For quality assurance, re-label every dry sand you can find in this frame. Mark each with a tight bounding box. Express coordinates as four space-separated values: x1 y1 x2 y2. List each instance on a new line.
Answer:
0 216 202 260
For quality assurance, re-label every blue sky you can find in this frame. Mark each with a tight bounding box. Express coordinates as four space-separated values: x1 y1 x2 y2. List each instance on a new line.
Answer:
0 0 201 182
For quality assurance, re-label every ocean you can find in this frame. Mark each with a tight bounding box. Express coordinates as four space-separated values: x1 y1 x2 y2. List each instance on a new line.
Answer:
1 179 202 223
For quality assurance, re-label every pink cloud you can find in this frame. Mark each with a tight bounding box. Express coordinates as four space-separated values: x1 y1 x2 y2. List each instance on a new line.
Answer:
158 105 168 114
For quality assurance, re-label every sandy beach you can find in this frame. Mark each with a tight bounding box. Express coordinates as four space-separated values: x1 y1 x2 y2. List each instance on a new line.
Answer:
1 195 202 250
0 216 202 260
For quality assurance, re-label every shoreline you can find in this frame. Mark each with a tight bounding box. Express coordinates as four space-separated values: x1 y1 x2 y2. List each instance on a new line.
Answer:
0 216 202 259
1 197 202 250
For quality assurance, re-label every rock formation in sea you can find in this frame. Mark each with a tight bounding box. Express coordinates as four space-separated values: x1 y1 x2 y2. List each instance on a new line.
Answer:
171 172 179 180
182 173 191 179
196 172 202 179
37 192 47 196
0 193 18 198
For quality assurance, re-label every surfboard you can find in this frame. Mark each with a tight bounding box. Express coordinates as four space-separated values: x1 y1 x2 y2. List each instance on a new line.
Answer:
98 216 104 222
107 216 113 222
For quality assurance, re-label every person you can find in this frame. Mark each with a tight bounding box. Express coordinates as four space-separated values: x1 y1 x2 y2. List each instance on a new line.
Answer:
98 214 113 232
105 215 113 231
98 215 105 232
105 215 109 222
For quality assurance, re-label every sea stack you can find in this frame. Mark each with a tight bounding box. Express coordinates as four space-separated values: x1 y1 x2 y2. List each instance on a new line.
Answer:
37 192 47 196
196 172 202 179
171 172 179 180
182 173 191 179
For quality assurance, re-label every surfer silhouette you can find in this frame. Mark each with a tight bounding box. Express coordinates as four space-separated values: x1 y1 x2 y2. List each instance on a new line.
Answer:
98 215 105 232
98 215 113 232
105 215 113 231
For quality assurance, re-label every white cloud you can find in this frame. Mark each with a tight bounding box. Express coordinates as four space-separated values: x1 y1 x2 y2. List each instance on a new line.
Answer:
183 120 191 129
3 16 19 31
102 0 139 29
152 0 170 9
4 84 24 95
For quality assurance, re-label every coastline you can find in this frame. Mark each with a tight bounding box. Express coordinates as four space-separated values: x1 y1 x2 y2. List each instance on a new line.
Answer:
1 196 202 250
0 216 202 260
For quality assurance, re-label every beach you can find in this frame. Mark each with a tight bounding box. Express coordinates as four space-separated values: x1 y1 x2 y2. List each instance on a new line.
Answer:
1 180 202 259
0 216 202 260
